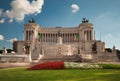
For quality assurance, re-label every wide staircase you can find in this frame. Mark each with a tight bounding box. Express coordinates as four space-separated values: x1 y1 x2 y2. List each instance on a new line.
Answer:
38 55 82 63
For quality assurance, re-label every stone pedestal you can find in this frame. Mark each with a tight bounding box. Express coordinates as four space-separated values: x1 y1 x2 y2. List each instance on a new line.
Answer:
57 37 62 45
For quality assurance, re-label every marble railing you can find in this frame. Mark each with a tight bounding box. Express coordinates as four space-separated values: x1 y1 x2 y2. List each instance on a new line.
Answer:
0 54 30 63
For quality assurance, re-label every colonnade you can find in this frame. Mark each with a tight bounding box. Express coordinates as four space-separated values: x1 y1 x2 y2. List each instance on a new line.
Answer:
84 30 92 41
25 30 34 41
25 30 93 42
39 33 79 43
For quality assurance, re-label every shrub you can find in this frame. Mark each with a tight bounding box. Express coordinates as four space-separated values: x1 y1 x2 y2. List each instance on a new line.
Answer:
99 64 120 69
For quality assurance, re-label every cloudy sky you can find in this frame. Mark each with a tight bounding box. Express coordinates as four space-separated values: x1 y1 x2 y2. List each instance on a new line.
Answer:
0 0 120 50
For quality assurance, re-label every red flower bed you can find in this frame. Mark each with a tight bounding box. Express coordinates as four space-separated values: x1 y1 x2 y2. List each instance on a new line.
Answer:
28 62 64 70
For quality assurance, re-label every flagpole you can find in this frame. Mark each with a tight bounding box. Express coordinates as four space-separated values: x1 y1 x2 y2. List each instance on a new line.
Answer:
94 31 95 41
100 32 101 41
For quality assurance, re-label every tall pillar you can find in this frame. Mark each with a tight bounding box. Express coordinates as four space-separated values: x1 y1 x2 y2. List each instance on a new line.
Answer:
87 30 89 41
28 30 29 41
50 33 52 43
32 31 33 41
49 33 50 43
84 31 87 41
50 33 51 43
62 33 64 42
48 33 50 43
27 30 28 41
66 33 68 43
42 33 45 43
44 33 46 42
72 33 74 42
33 31 34 41
68 33 70 42
51 33 52 43
88 30 90 41
56 33 57 43
90 31 92 41
67 33 68 42
47 34 48 43
74 33 76 42
29 31 30 41
89 31 91 41
41 33 42 42
64 34 66 43
86 30 88 41
69 33 71 42
91 31 93 41
57 33 58 41
28 31 30 41
30 30 31 41
46 34 47 42
25 31 27 41
70 33 72 42
94 31 95 40
53 33 54 43
28 30 30 41
66 33 67 43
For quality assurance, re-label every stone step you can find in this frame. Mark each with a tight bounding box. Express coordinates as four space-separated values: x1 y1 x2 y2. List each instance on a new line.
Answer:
38 55 81 63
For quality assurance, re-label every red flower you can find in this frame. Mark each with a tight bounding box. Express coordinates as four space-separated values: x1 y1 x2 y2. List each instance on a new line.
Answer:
28 62 64 70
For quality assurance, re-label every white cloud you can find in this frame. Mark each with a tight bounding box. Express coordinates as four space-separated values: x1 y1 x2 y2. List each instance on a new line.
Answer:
0 35 4 40
71 4 79 13
1 0 44 22
0 19 5 24
8 38 17 43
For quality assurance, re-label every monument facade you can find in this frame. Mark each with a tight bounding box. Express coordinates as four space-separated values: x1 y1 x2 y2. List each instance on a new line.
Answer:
11 18 119 63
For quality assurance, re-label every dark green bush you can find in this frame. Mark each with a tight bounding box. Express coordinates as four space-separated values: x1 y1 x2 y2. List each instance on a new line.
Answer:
99 64 120 69
105 48 112 53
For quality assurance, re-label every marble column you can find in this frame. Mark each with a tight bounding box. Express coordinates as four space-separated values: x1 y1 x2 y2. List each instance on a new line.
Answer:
68 33 70 42
26 31 27 41
28 31 29 41
44 33 46 42
88 30 90 41
46 34 47 42
89 31 91 41
87 30 89 41
84 31 86 41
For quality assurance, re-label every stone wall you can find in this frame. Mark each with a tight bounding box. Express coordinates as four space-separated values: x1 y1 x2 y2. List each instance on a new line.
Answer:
0 53 30 63
91 52 119 63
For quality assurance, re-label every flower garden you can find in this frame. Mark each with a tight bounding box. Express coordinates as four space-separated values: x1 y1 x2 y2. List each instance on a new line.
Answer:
28 62 64 70
28 62 104 70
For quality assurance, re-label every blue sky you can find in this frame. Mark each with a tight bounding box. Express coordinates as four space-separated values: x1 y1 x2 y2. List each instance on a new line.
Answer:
0 0 120 50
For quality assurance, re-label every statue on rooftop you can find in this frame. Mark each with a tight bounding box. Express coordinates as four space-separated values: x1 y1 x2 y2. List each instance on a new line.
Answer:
82 18 89 23
2 46 7 54
28 18 36 23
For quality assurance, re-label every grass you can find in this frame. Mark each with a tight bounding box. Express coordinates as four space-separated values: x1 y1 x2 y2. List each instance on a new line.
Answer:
0 68 120 81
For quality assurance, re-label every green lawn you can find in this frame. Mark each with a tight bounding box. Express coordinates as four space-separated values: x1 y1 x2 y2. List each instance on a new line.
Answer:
0 68 120 81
